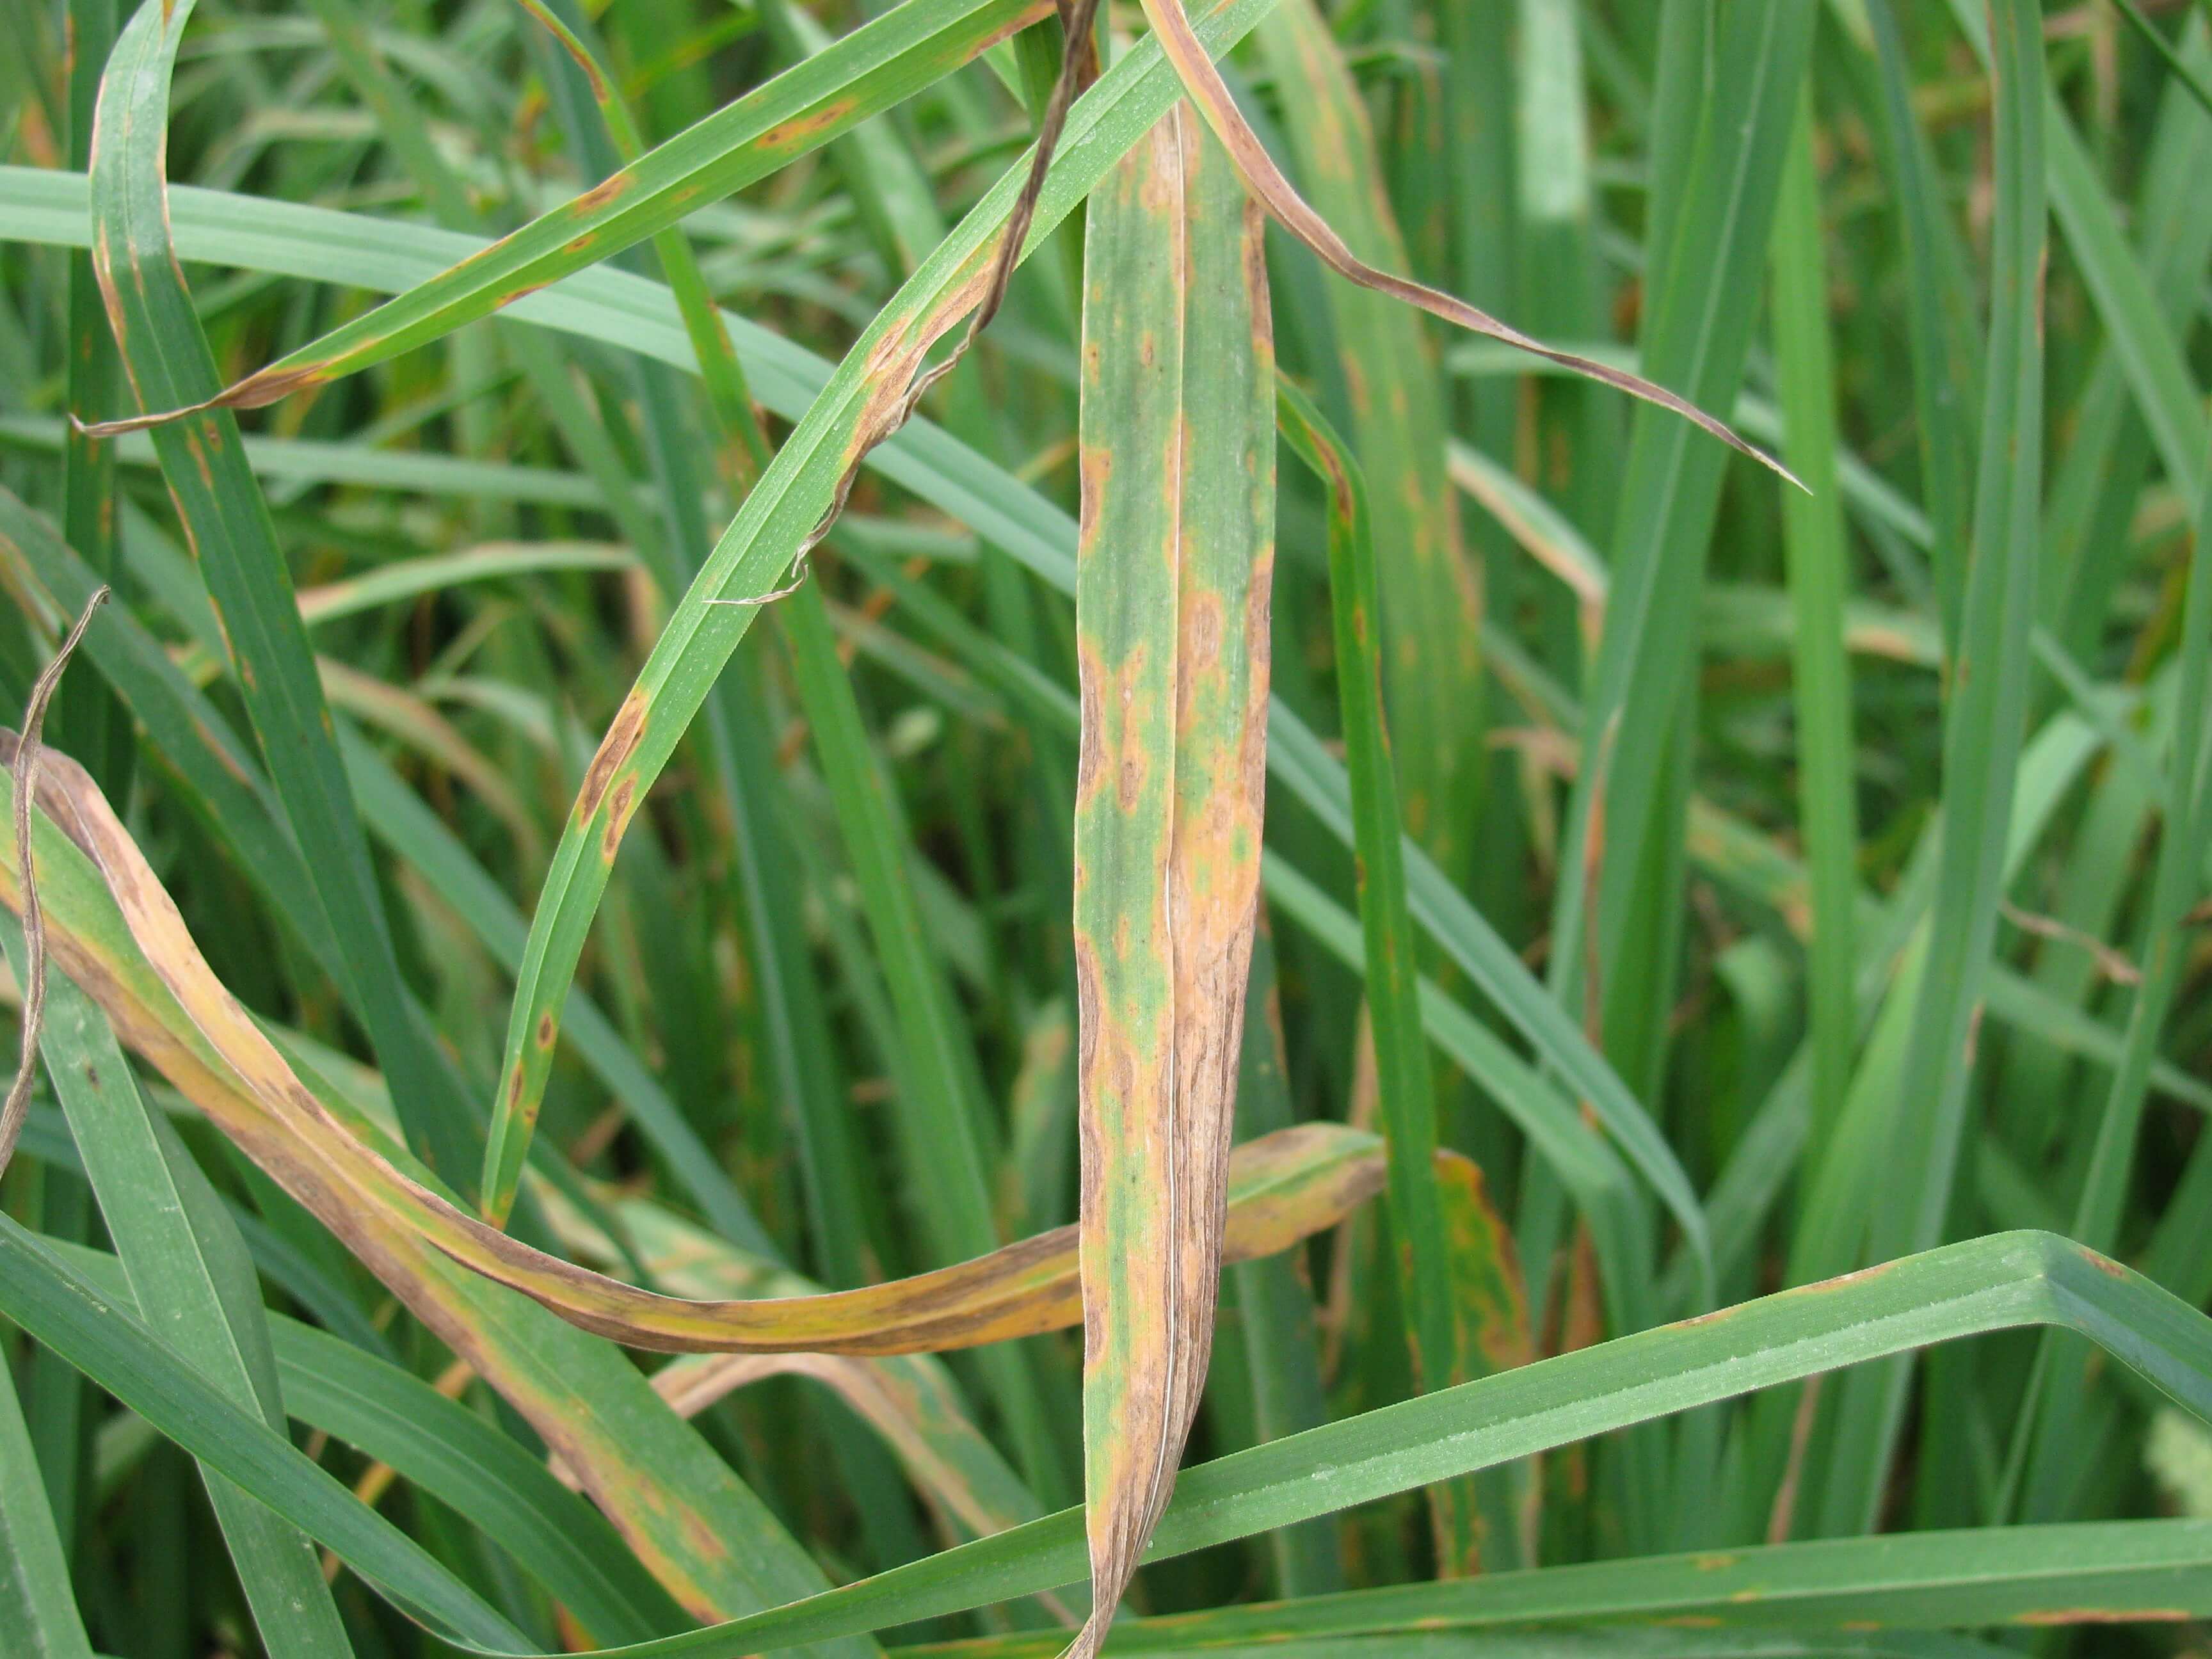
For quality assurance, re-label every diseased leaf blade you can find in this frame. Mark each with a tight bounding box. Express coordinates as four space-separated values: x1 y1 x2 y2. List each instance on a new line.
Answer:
1071 99 1273 1656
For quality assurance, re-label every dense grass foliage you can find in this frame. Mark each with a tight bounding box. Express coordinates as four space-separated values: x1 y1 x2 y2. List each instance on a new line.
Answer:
2 0 2211 1655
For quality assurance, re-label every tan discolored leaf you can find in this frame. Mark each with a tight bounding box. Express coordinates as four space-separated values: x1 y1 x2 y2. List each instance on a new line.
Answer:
1069 100 1274 1657
0 742 1370 1363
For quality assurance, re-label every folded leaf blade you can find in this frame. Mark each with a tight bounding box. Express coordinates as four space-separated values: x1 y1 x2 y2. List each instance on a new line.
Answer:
1071 100 1274 1656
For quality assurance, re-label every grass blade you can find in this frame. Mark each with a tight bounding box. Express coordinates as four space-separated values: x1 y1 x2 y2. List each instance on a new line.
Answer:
1255 0 1482 876
1276 383 1484 1571
90 0 479 1182
1767 95 1859 1158
0 1342 93 1659
1812 0 2048 1533
1068 104 1272 1649
1 931 353 1655
83 0 1055 428
54 0 125 804
431 1230 2212 1655
899 1518 2212 1653
1864 0 1982 650
1543 0 1816 1110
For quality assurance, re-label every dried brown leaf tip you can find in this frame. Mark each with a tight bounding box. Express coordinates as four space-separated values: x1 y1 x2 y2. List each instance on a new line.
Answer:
1068 100 1273 1657
1137 0 1805 493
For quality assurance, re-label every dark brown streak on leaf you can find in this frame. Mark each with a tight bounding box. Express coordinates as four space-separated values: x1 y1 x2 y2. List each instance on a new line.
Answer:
0 584 109 1180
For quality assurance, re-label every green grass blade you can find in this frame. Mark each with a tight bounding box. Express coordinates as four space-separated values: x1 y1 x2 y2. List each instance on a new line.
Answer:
1864 0 1982 650
54 0 125 805
90 0 480 1183
1255 0 1483 877
0 1340 94 1659
1767 95 1859 1160
451 1231 2212 1655
1813 0 2048 1534
1276 383 1483 1572
0 933 353 1655
95 0 1054 423
0 1214 536 1651
899 1518 2212 1653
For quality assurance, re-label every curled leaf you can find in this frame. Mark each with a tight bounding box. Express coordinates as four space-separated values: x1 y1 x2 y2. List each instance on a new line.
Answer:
1135 0 1804 491
1 740 1371 1359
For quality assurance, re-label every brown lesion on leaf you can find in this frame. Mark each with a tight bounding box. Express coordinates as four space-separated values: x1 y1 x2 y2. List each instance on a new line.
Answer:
757 98 862 154
1173 589 1224 726
570 170 639 216
577 688 648 822
191 716 255 787
535 1011 557 1049
973 0 1058 60
1075 641 1107 807
601 773 639 863
1076 445 1113 561
227 361 332 413
1073 637 1160 821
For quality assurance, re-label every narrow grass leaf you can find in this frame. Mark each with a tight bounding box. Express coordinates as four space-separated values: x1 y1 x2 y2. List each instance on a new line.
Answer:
0 928 353 1656
1255 0 1482 874
1069 103 1273 1651
899 1518 2212 1654
1767 95 1859 1155
0 1349 93 1659
89 0 479 1181
309 1228 2212 1657
81 0 1057 429
1276 383 1479 1570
